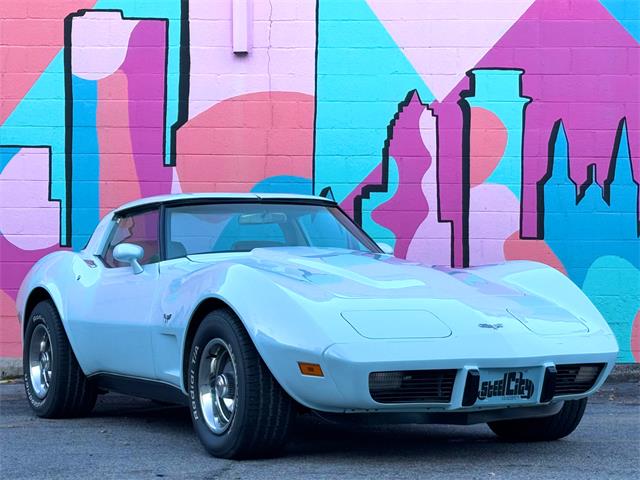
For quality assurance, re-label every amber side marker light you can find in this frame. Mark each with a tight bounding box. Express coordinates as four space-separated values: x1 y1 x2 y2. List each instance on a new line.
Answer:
298 362 324 377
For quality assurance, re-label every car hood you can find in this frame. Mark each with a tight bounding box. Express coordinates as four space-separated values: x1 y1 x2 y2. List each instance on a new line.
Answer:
191 246 513 299
188 247 588 336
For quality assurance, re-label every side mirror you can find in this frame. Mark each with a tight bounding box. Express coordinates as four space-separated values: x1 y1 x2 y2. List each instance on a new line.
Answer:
113 243 144 274
377 242 394 255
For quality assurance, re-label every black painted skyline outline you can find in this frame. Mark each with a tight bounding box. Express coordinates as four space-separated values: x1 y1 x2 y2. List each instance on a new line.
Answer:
63 8 173 247
537 116 638 237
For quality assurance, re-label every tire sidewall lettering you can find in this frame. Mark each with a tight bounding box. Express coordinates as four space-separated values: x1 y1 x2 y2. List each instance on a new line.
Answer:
189 345 200 421
189 322 240 439
24 313 49 409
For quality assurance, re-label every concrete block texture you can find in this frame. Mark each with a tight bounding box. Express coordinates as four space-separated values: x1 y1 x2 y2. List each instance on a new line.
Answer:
0 0 638 361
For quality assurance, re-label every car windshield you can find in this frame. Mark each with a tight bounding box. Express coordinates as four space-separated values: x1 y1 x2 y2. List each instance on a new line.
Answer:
165 202 379 259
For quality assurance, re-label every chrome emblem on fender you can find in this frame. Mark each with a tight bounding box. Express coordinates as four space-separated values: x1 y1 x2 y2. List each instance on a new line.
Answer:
478 323 503 330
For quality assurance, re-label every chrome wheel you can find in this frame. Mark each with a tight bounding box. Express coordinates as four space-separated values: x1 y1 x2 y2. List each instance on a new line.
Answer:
28 324 53 399
198 338 237 434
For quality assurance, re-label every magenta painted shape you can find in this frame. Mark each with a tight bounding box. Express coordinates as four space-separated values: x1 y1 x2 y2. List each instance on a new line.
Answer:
435 0 639 242
371 93 432 259
0 237 59 300
120 20 172 197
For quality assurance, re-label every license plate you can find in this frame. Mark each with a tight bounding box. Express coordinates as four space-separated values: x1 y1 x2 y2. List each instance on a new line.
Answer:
476 368 538 405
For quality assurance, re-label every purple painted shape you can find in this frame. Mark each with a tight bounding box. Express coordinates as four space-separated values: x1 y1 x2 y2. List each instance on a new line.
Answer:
430 100 466 266
371 92 432 259
0 237 59 300
120 20 171 197
435 0 639 244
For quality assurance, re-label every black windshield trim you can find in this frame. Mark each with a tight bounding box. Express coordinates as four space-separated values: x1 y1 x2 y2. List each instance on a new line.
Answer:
116 197 336 218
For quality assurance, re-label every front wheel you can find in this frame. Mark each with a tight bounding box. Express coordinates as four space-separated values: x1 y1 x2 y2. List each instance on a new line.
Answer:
188 309 295 459
488 398 588 441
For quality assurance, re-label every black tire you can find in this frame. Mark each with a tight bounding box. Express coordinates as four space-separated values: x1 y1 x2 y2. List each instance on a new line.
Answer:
488 398 588 441
23 300 97 418
188 309 295 459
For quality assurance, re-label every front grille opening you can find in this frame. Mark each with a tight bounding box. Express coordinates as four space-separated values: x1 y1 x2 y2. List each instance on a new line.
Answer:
554 363 604 396
369 369 456 404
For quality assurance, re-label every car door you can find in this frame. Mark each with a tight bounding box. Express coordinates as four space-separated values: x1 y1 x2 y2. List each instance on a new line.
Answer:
67 208 161 379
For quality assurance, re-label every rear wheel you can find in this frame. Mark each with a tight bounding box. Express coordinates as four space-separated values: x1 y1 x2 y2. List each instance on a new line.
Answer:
488 398 588 441
188 309 295 459
23 300 97 418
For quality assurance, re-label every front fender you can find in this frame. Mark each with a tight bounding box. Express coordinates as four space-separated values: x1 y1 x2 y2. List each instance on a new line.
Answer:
470 261 616 337
162 261 356 405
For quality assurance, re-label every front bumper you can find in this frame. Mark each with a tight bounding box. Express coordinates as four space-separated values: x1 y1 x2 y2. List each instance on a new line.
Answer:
278 334 618 414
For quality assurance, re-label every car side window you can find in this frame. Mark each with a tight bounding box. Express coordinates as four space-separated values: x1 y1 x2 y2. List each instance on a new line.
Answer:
102 210 161 268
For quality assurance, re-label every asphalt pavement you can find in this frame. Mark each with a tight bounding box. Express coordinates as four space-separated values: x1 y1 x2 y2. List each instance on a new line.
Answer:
1 380 638 480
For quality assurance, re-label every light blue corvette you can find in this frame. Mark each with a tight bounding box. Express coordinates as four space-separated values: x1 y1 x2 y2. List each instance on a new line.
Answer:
17 193 618 458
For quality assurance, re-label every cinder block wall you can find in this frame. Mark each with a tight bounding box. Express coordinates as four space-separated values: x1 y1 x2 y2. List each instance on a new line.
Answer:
1 0 638 363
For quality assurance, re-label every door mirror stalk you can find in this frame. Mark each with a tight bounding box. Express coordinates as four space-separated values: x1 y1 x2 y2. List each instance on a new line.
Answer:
113 243 145 274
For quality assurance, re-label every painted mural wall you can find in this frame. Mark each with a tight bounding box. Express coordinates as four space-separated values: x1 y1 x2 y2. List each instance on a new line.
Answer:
0 0 638 362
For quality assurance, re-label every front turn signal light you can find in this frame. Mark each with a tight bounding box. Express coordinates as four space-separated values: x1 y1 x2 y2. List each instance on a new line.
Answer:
298 362 324 377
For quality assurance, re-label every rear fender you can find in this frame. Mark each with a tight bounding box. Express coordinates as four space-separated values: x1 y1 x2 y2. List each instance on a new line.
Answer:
17 252 89 358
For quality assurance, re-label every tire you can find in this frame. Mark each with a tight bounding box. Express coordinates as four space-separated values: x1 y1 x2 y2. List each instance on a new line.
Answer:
188 309 295 459
488 398 588 441
23 300 97 418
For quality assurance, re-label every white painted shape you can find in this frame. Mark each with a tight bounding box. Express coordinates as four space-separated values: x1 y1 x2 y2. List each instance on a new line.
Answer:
366 0 535 100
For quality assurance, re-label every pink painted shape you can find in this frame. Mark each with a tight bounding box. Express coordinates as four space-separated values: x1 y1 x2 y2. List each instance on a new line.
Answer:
188 0 316 119
97 70 141 216
435 0 640 241
467 107 512 265
366 0 535 101
468 184 520 265
0 0 95 123
503 231 567 274
470 107 508 187
407 108 452 266
71 11 138 81
176 92 313 191
0 148 59 250
371 92 432 258
120 20 172 198
0 289 20 358
632 311 640 363
171 168 182 194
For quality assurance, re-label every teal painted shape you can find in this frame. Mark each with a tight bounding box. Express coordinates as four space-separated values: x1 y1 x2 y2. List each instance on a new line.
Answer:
545 121 639 361
70 76 99 251
544 122 639 287
361 157 399 247
600 0 640 42
0 147 20 174
582 255 640 363
251 175 312 195
465 69 530 198
314 0 434 204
